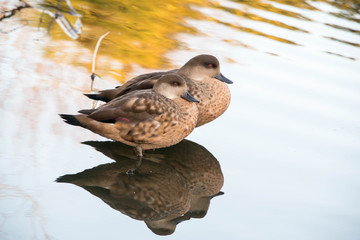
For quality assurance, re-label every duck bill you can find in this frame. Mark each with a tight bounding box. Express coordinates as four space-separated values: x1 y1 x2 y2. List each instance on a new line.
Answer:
215 72 233 84
181 91 199 103
171 215 191 225
209 191 224 199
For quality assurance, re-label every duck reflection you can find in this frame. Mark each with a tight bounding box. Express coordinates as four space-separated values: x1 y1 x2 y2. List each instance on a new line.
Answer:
57 139 224 235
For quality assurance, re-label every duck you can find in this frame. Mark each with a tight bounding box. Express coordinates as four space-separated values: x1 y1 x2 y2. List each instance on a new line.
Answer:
59 74 199 157
57 139 225 235
83 139 225 220
56 159 191 236
85 54 233 127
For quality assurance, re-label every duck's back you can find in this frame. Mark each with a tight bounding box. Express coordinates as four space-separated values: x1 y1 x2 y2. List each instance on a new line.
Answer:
88 69 177 102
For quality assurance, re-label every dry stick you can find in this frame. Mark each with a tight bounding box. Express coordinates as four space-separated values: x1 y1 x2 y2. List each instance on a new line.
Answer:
90 31 110 92
34 0 81 38
47 0 63 33
90 31 110 109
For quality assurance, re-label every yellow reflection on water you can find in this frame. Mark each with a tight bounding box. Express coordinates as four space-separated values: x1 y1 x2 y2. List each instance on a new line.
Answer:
39 0 210 81
210 2 310 33
15 0 359 81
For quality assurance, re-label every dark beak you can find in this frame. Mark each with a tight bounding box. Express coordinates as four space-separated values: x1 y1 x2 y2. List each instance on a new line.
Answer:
215 72 233 84
172 215 191 224
209 191 224 199
181 91 199 103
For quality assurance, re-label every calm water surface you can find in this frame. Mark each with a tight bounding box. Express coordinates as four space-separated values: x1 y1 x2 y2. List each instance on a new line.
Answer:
0 0 359 239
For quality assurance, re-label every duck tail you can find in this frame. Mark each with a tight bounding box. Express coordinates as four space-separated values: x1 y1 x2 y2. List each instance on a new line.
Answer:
55 174 75 183
59 114 84 127
78 109 96 115
83 93 110 102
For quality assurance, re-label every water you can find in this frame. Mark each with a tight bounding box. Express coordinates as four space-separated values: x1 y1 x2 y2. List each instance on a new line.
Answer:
0 0 359 239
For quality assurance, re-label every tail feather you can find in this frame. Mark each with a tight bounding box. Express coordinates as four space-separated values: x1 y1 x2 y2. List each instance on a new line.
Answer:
59 114 84 127
55 174 76 183
84 93 110 102
78 109 96 115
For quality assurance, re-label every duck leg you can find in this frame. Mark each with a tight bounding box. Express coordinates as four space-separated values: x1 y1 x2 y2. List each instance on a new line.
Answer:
126 145 143 177
135 145 143 167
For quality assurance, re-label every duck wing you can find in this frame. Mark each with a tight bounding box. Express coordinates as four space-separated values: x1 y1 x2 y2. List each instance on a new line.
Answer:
85 69 177 102
84 90 173 123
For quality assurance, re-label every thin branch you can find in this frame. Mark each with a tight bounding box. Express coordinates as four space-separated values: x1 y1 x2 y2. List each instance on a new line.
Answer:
91 32 110 74
90 31 110 91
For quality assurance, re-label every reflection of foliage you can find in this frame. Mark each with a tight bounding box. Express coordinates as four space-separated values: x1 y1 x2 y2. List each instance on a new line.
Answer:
231 0 317 18
42 0 208 81
327 0 360 15
30 0 359 81
212 0 360 48
326 0 360 24
232 0 360 16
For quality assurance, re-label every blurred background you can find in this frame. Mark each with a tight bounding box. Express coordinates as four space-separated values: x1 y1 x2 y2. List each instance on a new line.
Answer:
0 0 359 239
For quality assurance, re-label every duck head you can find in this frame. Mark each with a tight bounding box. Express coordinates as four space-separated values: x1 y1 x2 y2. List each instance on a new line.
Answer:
153 74 199 102
178 54 233 84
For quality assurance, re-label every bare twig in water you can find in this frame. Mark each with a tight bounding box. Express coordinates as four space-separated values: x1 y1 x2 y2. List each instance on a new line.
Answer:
90 31 110 91
47 0 63 33
90 32 110 109
37 0 82 39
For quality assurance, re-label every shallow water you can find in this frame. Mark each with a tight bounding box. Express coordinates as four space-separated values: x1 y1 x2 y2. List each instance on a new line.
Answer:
0 0 360 239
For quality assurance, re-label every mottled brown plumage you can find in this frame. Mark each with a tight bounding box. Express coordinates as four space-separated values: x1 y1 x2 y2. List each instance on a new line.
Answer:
85 54 232 127
57 139 224 235
84 140 224 219
60 74 198 154
56 159 191 236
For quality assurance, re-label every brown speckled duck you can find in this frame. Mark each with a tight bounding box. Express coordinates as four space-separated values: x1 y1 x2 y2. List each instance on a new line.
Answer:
56 159 191 236
85 54 233 127
57 139 224 236
60 74 199 157
84 139 224 220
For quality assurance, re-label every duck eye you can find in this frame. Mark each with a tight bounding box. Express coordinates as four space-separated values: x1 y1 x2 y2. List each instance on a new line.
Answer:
207 63 215 68
172 81 179 86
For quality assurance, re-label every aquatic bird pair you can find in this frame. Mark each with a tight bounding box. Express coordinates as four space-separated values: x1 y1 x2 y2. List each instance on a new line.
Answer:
60 54 233 157
57 139 224 235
